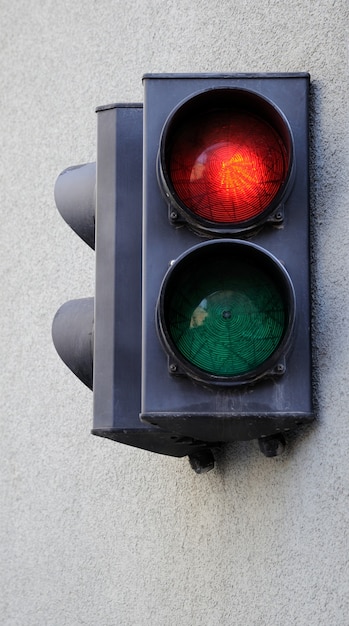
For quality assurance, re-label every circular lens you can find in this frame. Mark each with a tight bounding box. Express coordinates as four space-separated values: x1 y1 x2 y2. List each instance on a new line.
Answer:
159 89 292 231
157 240 295 383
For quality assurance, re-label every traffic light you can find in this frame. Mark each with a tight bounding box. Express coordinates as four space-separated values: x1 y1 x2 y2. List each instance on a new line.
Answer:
140 73 314 449
52 103 213 466
53 73 314 473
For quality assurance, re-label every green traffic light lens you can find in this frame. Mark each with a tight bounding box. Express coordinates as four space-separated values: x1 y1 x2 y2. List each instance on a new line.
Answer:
157 240 295 383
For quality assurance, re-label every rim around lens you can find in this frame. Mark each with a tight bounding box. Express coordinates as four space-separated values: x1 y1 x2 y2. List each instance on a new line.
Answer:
158 88 293 235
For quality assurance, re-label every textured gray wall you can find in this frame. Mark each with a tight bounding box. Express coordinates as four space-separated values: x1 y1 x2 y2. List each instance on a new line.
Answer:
1 1 349 624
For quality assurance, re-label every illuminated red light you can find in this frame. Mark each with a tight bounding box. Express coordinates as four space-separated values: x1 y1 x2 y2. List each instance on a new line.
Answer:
169 109 289 224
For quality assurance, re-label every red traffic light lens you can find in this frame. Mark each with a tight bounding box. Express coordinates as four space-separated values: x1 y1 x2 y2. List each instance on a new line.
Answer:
159 89 292 233
170 111 287 223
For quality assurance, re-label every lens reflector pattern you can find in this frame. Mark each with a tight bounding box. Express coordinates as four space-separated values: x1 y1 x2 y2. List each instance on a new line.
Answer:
169 111 288 224
158 241 294 382
159 89 292 232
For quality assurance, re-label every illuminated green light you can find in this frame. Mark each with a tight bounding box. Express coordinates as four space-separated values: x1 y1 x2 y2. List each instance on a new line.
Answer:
158 241 293 381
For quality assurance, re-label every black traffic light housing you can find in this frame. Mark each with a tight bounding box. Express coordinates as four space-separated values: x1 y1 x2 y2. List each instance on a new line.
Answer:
53 73 314 472
140 73 313 444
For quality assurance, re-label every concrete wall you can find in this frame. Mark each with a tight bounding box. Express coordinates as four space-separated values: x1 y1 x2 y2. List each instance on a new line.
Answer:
1 1 348 624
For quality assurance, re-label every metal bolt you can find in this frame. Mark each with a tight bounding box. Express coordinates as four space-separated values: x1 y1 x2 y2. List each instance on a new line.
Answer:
258 434 286 457
189 448 215 474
